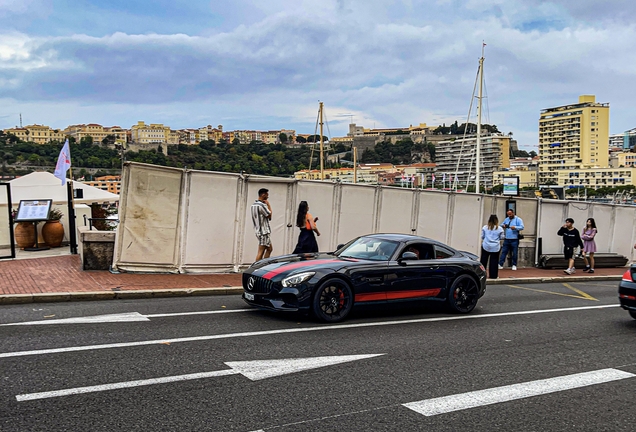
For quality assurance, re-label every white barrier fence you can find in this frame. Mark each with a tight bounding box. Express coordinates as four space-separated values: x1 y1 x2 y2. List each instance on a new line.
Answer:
112 163 636 273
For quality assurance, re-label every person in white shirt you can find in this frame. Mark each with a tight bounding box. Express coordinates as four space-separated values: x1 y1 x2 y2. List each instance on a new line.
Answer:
251 188 273 262
481 214 505 279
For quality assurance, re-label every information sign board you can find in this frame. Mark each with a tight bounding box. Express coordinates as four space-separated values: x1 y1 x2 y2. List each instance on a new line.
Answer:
502 177 520 197
15 200 53 222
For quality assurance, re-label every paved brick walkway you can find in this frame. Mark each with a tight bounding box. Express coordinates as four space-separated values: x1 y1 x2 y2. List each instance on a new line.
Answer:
0 255 242 295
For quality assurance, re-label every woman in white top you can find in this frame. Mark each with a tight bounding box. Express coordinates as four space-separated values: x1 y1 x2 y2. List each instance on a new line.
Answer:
481 214 505 279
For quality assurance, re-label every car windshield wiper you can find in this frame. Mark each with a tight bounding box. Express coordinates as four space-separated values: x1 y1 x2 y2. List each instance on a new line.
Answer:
338 254 357 259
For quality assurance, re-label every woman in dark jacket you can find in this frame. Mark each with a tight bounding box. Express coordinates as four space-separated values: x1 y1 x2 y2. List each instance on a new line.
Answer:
292 201 320 254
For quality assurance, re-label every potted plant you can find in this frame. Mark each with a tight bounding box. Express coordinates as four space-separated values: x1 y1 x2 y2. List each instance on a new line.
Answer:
42 207 65 247
12 208 36 249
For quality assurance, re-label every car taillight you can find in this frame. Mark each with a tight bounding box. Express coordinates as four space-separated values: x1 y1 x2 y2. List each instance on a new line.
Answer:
622 269 633 282
479 264 486 272
620 294 636 301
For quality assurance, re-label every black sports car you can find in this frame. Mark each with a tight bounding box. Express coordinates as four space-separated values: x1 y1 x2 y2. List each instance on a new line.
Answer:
242 233 487 322
619 264 636 320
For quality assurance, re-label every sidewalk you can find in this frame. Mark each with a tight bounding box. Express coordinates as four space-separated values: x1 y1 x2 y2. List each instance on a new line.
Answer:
0 254 626 305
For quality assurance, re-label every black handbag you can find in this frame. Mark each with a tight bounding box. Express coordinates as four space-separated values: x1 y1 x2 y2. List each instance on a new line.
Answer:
518 233 525 240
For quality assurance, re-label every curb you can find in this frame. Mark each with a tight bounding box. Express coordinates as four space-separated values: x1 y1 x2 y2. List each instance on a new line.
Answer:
487 275 622 285
0 287 244 306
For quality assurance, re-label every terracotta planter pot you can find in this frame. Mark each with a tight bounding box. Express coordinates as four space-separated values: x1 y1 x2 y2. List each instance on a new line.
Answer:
42 220 65 247
14 222 36 249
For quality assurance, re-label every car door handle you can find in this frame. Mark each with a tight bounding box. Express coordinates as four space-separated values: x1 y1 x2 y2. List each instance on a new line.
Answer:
428 266 439 270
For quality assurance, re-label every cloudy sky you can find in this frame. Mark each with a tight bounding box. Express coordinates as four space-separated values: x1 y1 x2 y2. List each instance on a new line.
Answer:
0 0 634 150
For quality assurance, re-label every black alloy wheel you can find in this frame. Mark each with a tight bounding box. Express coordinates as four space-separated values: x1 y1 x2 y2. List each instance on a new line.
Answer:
447 274 479 313
629 310 636 320
312 279 353 323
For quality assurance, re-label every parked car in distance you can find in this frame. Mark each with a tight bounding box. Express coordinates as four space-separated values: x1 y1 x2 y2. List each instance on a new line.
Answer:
619 264 636 320
242 233 487 323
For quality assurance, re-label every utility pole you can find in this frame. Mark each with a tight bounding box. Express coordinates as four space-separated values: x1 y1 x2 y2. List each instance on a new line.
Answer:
319 102 324 180
353 146 358 183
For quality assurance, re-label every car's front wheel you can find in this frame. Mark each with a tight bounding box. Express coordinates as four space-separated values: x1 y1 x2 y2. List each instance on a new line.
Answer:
447 274 479 313
629 310 636 320
312 279 353 323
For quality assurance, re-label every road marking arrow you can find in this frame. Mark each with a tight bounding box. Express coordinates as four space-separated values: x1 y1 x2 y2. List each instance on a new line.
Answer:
403 368 635 417
16 354 384 401
0 309 253 326
1 312 150 326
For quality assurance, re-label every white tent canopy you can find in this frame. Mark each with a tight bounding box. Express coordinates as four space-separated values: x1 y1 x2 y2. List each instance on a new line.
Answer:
2 171 119 205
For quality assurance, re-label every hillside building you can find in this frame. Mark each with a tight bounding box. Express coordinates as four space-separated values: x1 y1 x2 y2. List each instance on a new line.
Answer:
4 124 66 144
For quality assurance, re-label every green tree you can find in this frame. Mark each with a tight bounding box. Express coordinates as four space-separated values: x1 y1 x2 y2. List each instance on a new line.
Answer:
279 132 288 143
80 136 94 148
101 134 116 146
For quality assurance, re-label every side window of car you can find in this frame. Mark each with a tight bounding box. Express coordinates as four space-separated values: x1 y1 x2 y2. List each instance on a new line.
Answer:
402 243 434 260
434 246 455 259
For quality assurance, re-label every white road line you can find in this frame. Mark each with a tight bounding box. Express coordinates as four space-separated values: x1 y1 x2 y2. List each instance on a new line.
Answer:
403 368 636 417
0 304 619 359
16 369 238 402
146 309 253 318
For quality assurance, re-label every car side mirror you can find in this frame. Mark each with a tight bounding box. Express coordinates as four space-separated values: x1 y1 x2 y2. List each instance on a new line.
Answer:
336 244 345 250
398 251 418 265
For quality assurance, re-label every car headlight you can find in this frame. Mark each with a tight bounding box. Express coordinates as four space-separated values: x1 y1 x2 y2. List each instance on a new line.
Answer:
281 272 315 287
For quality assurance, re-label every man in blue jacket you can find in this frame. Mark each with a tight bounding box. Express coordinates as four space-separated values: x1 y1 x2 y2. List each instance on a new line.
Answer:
498 208 524 271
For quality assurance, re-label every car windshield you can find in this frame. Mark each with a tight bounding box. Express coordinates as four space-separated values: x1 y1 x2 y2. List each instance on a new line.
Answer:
337 237 399 261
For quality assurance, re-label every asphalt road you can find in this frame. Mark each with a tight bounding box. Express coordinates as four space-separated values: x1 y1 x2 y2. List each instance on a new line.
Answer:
1 281 635 432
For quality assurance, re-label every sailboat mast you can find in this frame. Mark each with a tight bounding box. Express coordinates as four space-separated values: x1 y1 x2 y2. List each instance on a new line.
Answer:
475 44 485 193
319 102 324 180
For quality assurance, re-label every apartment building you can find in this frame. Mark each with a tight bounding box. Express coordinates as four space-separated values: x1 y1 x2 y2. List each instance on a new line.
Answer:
64 124 127 145
558 167 636 188
202 125 223 143
4 124 66 144
493 169 538 189
131 121 171 144
435 134 511 188
609 128 636 150
82 175 121 195
610 152 636 168
538 95 610 185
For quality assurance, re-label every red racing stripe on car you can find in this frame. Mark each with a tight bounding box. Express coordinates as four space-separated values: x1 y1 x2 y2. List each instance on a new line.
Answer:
356 289 442 302
355 292 387 302
262 259 339 280
386 289 441 300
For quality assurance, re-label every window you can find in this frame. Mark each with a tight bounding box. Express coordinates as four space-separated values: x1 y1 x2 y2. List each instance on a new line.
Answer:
435 246 455 259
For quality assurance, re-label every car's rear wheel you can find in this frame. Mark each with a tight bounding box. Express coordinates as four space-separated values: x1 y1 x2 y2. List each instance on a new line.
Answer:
312 279 353 323
629 310 636 320
447 274 479 313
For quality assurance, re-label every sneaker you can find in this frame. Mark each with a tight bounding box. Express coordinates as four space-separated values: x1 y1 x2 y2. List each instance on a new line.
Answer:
564 268 575 275
498 265 503 270
511 265 517 271
570 268 576 274
588 269 594 274
583 266 590 272
563 269 570 274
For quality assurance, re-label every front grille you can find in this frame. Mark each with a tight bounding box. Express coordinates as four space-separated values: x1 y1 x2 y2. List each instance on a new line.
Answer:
243 274 273 294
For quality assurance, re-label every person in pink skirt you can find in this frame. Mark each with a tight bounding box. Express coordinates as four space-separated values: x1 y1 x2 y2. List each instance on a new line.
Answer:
581 218 597 273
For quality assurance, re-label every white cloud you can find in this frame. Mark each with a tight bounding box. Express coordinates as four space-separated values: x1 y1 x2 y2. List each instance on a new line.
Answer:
0 0 634 146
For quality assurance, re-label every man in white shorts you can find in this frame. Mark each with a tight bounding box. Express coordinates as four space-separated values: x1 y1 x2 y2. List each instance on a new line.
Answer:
251 188 273 262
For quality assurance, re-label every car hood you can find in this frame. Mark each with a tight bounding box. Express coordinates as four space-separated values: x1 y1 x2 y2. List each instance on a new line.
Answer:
248 253 361 280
